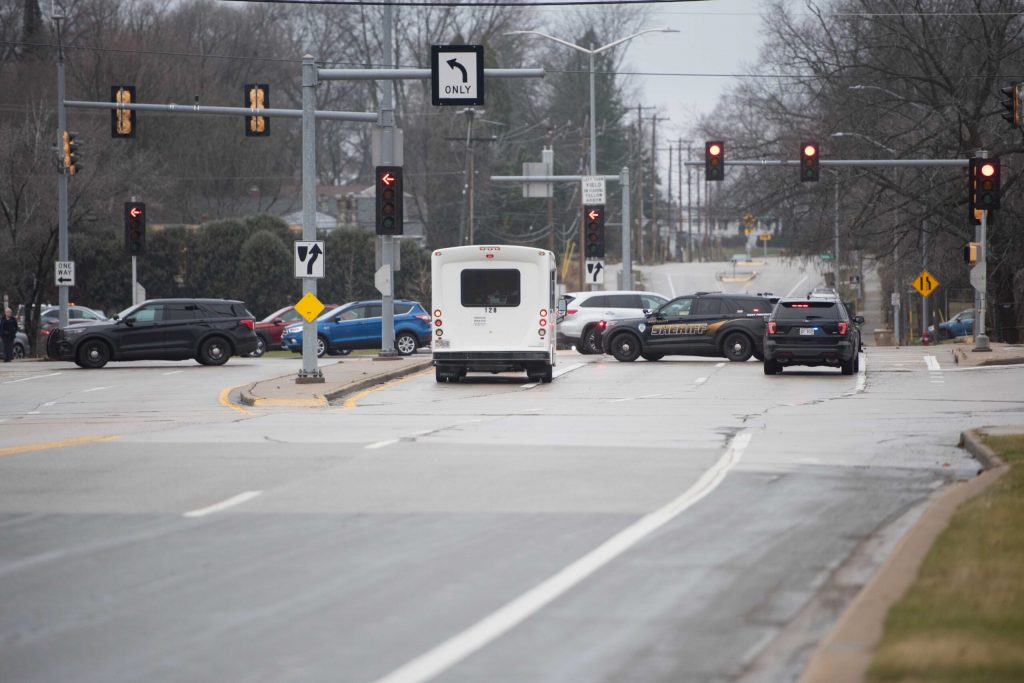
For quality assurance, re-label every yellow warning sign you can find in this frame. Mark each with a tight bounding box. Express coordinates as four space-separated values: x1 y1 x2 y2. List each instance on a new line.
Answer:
912 270 939 297
295 291 326 323
758 233 772 241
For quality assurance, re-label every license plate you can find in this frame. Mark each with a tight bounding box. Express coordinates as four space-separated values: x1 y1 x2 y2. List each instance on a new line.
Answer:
799 327 814 335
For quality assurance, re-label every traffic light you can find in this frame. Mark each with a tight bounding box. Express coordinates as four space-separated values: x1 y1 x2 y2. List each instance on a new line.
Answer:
583 205 606 258
800 142 819 182
963 242 978 266
245 84 270 137
124 202 146 255
705 141 724 181
111 85 136 138
976 157 1000 210
375 166 403 235
62 131 81 176
1000 83 1021 128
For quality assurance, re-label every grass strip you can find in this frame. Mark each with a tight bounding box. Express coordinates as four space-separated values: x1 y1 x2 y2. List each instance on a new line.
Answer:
866 434 1024 683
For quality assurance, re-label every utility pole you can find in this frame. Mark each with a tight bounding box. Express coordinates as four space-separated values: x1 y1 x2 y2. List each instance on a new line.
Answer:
54 12 69 331
686 142 693 262
648 114 668 261
546 128 555 253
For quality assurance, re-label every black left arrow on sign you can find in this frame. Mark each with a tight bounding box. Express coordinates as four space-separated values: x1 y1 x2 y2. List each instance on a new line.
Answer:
447 58 468 83
306 244 322 275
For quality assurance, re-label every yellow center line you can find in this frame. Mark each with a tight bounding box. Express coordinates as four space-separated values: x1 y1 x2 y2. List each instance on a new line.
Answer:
0 434 122 458
219 384 254 415
341 369 433 409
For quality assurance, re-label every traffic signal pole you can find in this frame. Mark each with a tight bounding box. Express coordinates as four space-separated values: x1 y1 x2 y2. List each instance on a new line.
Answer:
378 0 398 359
297 55 323 382
55 14 69 331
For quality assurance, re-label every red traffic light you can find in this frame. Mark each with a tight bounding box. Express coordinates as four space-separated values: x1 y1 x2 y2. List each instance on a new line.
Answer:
708 143 721 156
980 162 996 177
129 206 143 219
380 171 396 186
802 144 818 158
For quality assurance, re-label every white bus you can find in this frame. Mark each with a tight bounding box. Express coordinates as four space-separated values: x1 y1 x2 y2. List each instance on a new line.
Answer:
431 245 557 383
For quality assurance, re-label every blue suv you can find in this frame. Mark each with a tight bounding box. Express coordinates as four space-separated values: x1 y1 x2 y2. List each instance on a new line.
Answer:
281 299 431 357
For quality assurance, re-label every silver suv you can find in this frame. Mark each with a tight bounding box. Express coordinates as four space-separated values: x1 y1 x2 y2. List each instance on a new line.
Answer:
557 290 668 354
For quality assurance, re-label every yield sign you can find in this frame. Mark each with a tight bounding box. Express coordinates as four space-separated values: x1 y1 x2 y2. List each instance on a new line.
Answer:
912 270 939 297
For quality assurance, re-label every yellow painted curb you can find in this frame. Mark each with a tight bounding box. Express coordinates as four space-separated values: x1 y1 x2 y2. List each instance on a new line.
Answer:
245 395 328 408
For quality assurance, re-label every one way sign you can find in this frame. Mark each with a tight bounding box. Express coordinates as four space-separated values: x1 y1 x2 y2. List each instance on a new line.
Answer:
294 240 325 279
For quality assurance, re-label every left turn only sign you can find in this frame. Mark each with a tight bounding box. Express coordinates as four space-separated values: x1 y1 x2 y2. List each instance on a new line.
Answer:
55 260 75 287
294 240 325 279
431 44 484 106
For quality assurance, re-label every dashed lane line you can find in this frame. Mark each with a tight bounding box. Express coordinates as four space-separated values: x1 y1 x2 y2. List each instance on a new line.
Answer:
2 372 62 384
183 491 262 518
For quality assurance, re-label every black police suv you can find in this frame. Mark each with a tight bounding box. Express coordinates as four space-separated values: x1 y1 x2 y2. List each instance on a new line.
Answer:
601 292 777 362
763 298 863 375
50 298 258 369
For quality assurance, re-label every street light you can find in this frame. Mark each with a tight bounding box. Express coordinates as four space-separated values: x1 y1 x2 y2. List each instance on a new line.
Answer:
829 130 897 154
505 27 678 174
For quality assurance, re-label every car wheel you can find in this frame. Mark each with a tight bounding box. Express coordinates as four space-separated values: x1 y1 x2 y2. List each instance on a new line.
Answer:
763 358 782 375
840 356 855 375
13 342 26 359
435 366 460 383
853 352 861 373
640 353 663 362
396 332 418 356
722 332 754 362
250 334 267 358
610 333 641 362
198 336 231 366
76 339 111 369
752 350 764 362
580 327 601 355
316 335 328 358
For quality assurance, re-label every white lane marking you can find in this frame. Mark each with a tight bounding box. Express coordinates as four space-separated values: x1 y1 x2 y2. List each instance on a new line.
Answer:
552 362 585 378
82 386 112 393
924 355 940 371
784 276 809 298
856 354 868 393
43 401 56 407
695 377 707 385
372 432 753 683
163 370 184 376
610 396 634 403
3 372 62 385
715 362 725 368
183 491 262 518
365 439 399 450
521 362 586 390
26 411 40 415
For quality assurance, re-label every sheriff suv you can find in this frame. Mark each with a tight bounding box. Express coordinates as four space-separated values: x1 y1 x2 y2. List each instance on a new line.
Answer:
601 292 777 363
763 298 863 375
50 298 258 369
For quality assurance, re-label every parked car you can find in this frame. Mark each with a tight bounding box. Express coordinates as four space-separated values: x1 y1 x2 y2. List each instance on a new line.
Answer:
1 331 30 359
49 298 257 369
30 305 108 343
251 304 339 357
281 299 431 357
601 292 778 362
763 298 863 375
929 308 975 340
556 290 669 354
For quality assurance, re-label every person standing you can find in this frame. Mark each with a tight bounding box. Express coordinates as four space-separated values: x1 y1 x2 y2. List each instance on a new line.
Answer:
1 308 17 362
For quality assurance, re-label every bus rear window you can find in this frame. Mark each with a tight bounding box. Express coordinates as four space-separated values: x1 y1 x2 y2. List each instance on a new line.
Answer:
461 269 521 307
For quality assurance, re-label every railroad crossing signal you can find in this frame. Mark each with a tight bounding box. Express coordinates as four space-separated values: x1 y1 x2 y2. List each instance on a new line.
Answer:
124 202 146 255
912 270 939 297
245 84 270 137
111 85 136 138
705 141 724 181
375 166 404 235
583 205 605 258
800 142 819 182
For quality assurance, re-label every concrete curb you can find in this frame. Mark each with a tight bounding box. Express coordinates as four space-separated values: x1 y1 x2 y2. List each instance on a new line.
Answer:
797 428 1010 683
236 358 433 408
323 358 434 402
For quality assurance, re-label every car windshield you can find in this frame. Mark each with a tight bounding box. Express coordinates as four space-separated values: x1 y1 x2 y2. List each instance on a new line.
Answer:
114 303 143 319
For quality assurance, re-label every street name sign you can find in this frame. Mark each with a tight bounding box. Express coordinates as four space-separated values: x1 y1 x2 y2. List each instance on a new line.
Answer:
431 45 484 106
912 270 939 297
55 260 75 287
294 240 325 279
581 176 606 205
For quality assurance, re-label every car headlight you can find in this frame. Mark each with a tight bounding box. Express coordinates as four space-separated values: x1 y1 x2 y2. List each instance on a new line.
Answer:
605 320 621 329
62 327 86 335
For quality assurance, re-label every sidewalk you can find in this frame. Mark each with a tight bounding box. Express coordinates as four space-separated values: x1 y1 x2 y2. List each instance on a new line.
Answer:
237 355 434 408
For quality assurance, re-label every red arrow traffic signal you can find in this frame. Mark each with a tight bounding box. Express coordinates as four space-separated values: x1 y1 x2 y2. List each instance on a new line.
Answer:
129 206 143 218
587 209 600 220
381 172 395 186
